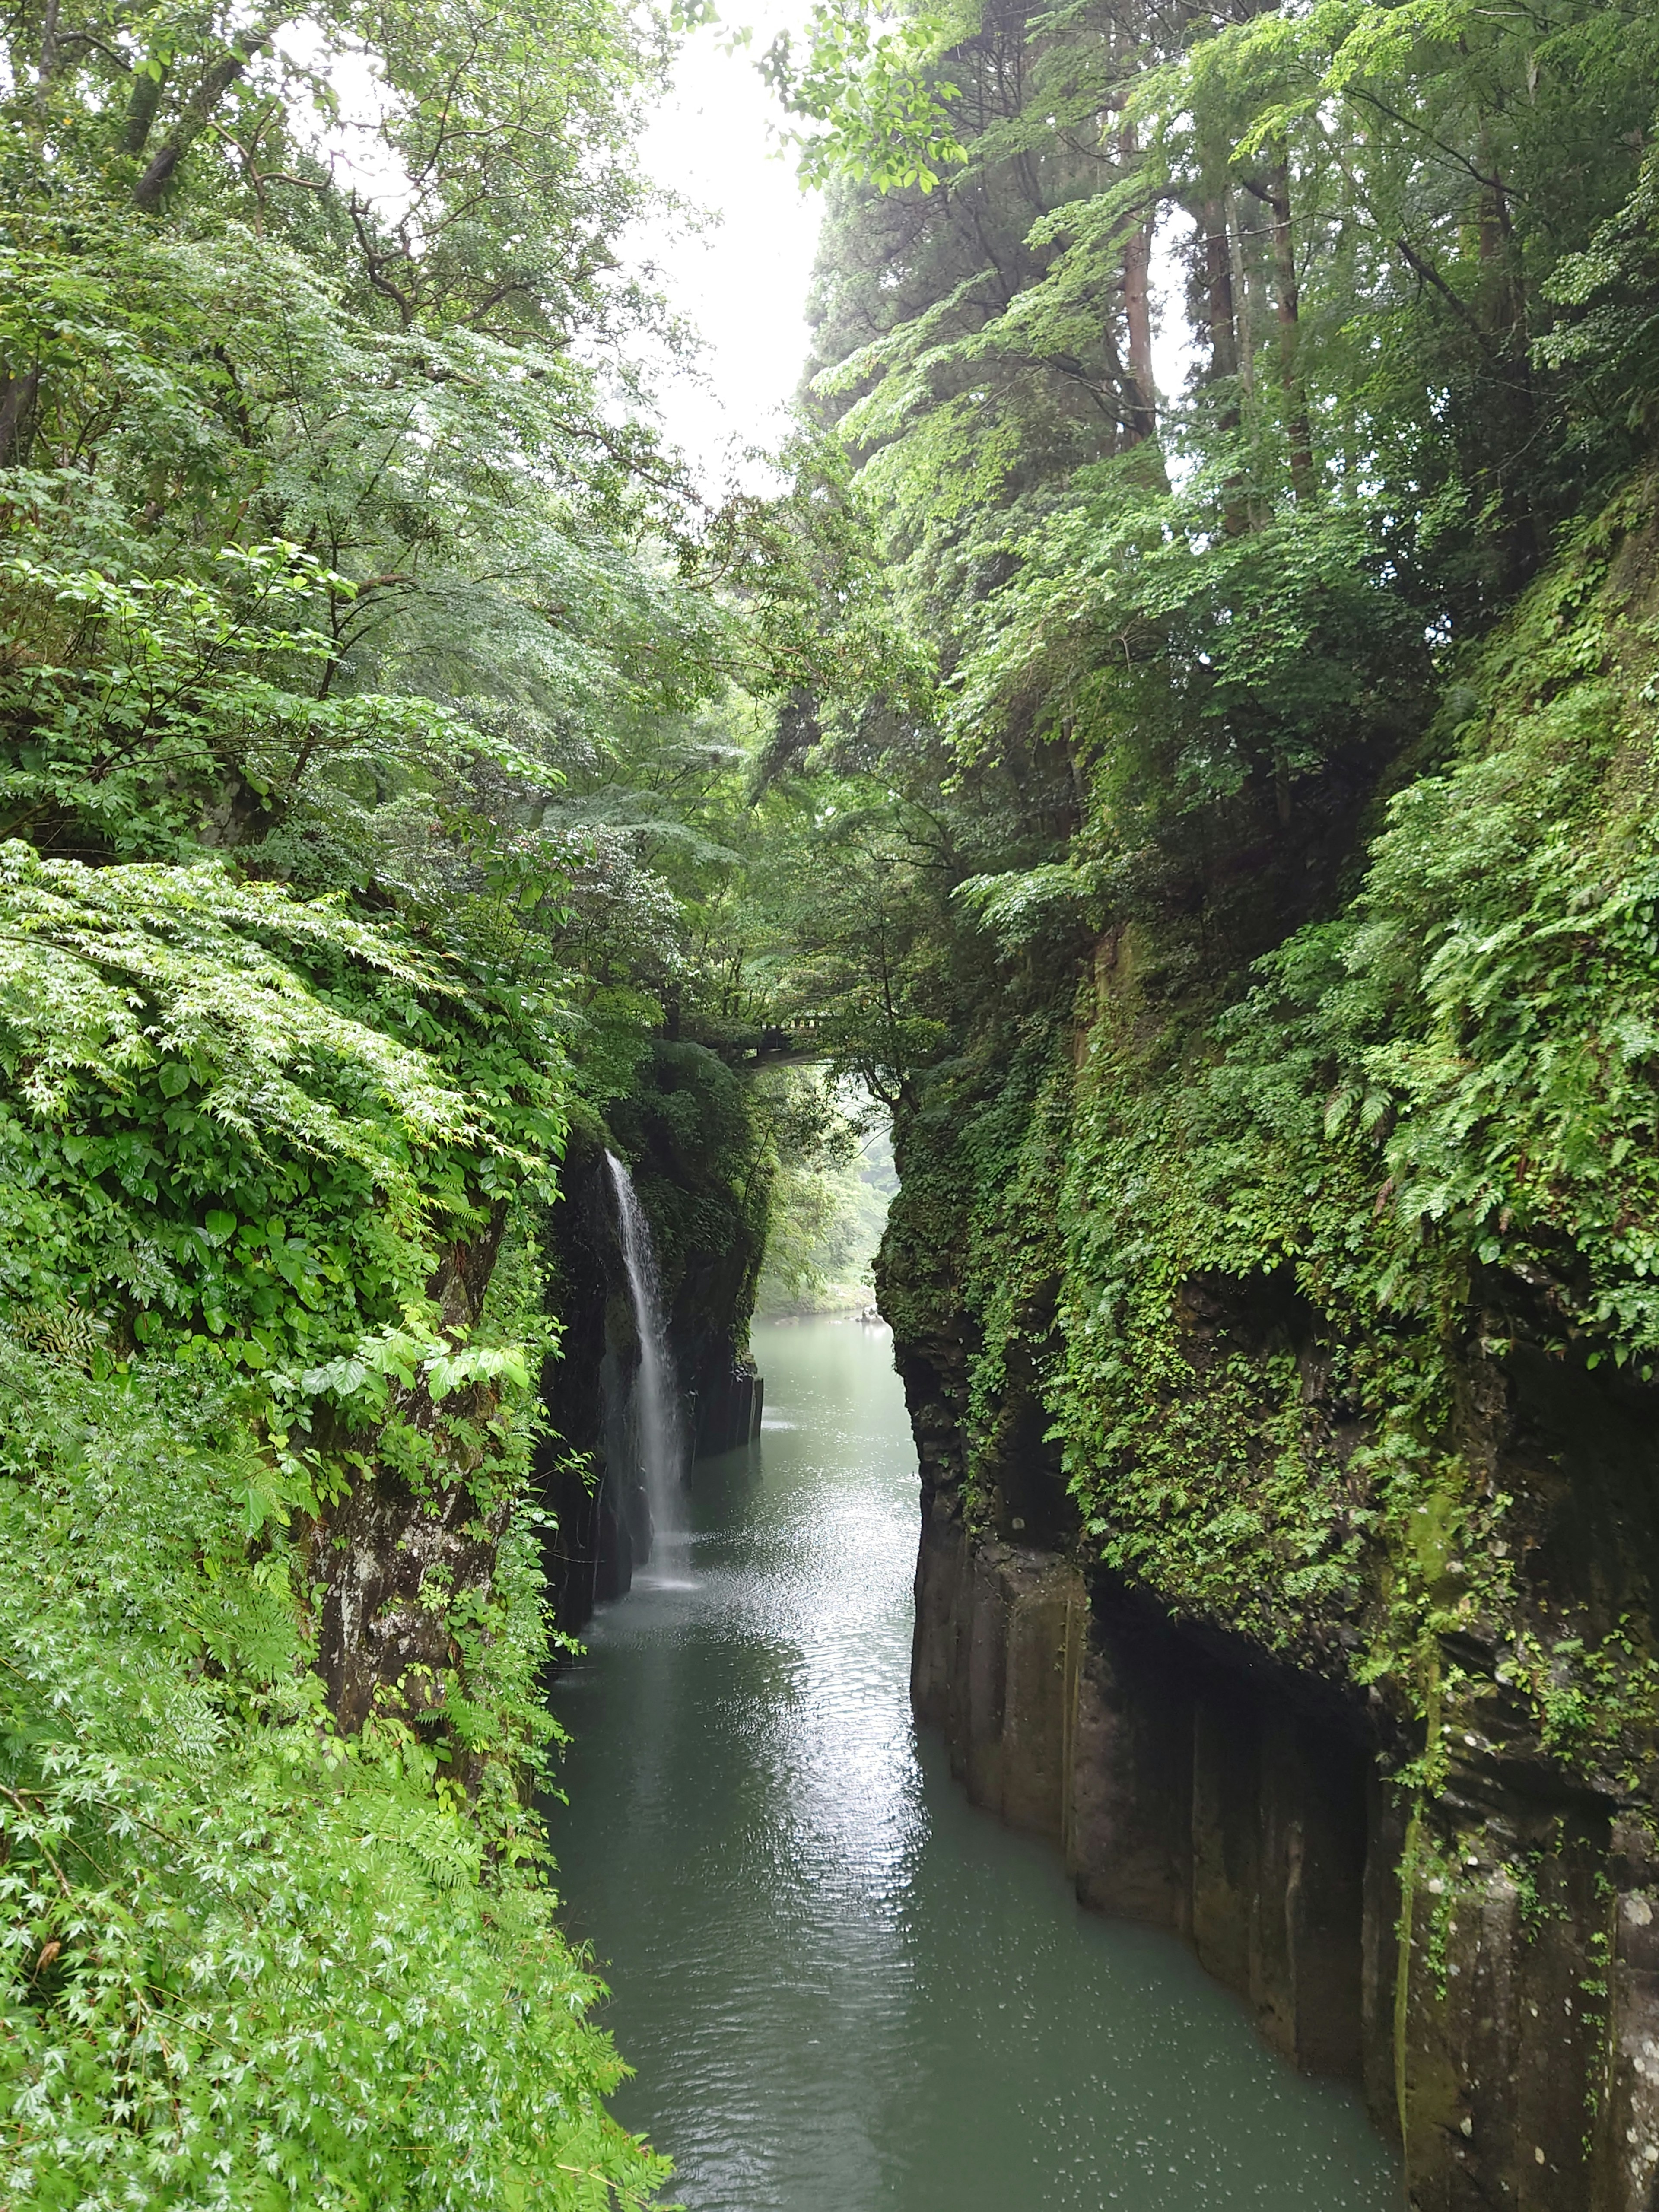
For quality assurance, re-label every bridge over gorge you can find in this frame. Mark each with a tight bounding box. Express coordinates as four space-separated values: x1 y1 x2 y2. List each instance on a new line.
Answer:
718 1014 830 1064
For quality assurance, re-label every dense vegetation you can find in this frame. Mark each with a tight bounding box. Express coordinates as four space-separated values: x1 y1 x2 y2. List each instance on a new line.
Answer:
0 0 880 2193
760 0 1659 1920
8 0 1659 2187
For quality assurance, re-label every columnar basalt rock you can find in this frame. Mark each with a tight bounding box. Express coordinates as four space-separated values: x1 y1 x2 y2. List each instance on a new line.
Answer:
912 1499 1083 1836
899 1340 1659 2210
868 476 1659 2211
912 1496 1373 2079
694 1360 764 1458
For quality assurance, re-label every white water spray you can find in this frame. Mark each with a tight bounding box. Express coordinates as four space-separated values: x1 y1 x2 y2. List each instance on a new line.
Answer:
605 1150 689 1577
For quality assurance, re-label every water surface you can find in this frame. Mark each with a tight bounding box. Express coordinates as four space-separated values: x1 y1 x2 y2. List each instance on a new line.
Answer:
550 1316 1399 2211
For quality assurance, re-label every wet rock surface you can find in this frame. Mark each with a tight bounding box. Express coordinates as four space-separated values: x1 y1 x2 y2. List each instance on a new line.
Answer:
537 1114 765 1631
898 1324 1659 2211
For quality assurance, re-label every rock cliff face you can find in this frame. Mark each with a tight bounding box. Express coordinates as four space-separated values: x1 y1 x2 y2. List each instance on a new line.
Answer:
876 476 1659 2212
535 1129 648 1627
890 1210 1659 2210
537 1058 767 1631
912 1506 1373 2080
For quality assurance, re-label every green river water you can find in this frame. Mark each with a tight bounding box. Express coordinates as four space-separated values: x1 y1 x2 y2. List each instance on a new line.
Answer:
550 1315 1401 2211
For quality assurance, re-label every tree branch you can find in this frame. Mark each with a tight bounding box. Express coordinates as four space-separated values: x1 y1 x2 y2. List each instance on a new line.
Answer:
133 13 290 212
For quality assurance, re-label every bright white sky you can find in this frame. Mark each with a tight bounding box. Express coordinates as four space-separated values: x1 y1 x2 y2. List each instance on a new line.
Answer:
280 12 823 492
295 12 1192 493
630 32 1196 495
629 9 825 491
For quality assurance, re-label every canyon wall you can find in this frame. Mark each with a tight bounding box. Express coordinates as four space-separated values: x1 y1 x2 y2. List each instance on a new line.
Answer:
874 474 1659 2212
891 1278 1659 2211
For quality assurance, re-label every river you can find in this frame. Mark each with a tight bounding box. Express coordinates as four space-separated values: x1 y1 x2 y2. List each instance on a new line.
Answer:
549 1315 1400 2211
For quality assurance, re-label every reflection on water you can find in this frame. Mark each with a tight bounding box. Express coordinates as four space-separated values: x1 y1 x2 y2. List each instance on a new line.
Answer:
549 1317 1399 2212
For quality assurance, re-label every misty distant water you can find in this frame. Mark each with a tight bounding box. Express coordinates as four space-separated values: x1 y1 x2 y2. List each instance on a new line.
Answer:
549 1316 1399 2212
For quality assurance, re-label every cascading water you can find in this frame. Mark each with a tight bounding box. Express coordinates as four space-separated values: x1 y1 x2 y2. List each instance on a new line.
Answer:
605 1150 690 1579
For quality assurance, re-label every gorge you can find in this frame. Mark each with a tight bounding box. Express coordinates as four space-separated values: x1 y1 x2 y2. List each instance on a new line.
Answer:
550 1314 1397 2209
4 0 1659 2205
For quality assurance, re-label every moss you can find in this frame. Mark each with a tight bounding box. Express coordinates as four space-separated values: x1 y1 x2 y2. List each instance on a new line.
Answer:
608 1038 774 1355
887 466 1659 1796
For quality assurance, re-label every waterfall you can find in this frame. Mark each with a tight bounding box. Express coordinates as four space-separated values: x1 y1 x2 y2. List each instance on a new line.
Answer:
605 1151 689 1578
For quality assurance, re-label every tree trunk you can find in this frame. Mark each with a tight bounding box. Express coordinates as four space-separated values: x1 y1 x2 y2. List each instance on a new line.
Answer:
36 0 60 94
1265 157 1316 502
1201 195 1239 404
0 367 42 469
120 67 166 158
1474 144 1539 594
1201 191 1246 534
133 17 288 212
1119 123 1157 447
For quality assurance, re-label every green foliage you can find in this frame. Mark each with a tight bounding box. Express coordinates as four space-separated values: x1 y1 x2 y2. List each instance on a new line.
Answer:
1542 140 1659 444
753 1069 892 1313
771 0 1659 1798
608 1039 775 1349
0 0 833 2186
1082 476 1659 1637
0 1341 663 2211
760 3 966 194
878 466 1659 1791
0 820 667 2193
791 0 1659 844
0 839 565 1369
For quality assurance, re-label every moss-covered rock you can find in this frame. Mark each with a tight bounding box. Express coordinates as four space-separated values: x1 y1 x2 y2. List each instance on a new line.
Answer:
537 1043 774 1627
885 469 1659 2205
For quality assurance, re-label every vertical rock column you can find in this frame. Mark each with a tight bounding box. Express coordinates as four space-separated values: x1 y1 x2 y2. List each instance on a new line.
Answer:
912 1497 1083 1841
1392 1794 1659 2211
911 1508 1659 2208
1065 1593 1369 2080
912 1512 1375 2094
